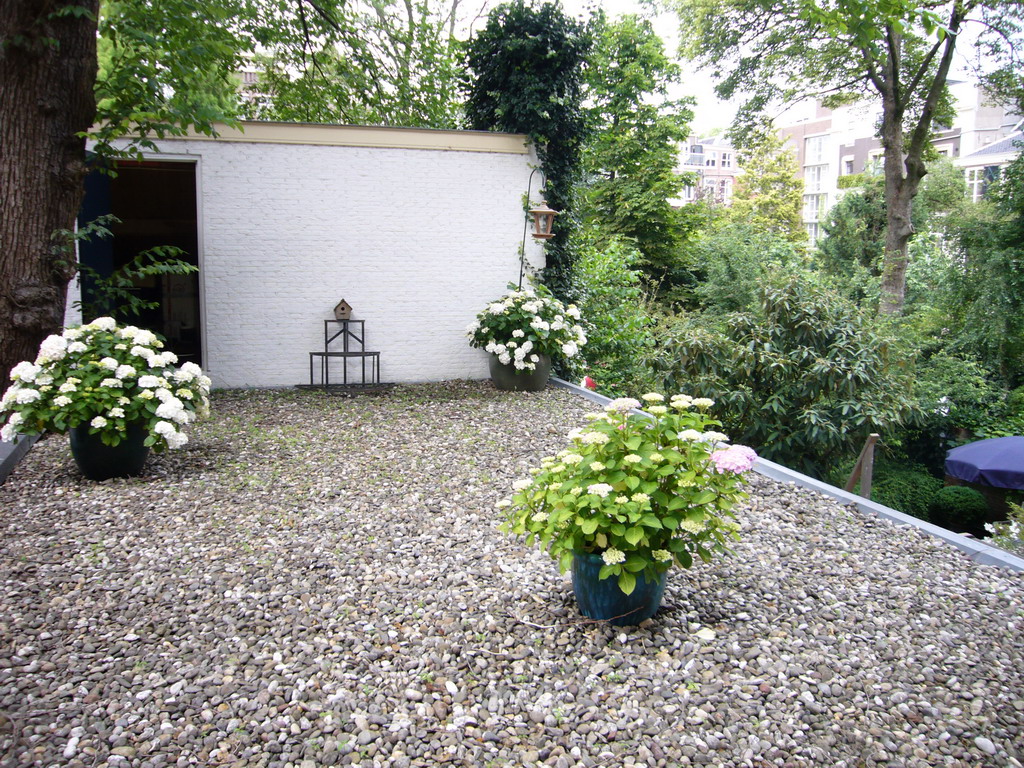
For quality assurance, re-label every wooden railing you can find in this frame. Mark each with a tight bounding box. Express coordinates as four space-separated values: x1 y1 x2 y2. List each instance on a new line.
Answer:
845 433 880 499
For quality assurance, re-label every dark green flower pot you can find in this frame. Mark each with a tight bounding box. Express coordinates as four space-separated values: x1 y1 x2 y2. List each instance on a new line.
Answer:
69 424 150 480
488 353 551 392
571 550 668 626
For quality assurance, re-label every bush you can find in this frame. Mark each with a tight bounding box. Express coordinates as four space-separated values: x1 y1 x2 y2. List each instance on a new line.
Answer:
572 232 657 397
986 501 1024 557
870 467 943 521
929 486 990 536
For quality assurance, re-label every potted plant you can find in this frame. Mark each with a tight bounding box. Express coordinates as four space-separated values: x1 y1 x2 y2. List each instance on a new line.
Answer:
466 282 587 391
1 317 212 480
499 393 757 625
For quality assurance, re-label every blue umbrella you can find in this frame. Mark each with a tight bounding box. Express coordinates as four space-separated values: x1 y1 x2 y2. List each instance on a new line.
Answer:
945 436 1024 490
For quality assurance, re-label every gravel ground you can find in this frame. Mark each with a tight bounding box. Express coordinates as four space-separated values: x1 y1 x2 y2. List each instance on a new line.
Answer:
1 382 1023 768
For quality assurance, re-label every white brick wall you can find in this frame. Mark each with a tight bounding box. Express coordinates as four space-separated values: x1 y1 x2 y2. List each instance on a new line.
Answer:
80 129 545 387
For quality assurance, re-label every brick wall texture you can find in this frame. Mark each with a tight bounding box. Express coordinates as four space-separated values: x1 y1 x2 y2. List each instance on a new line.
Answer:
77 135 544 388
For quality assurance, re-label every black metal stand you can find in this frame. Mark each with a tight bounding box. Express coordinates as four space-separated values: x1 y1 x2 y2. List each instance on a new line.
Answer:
309 320 381 387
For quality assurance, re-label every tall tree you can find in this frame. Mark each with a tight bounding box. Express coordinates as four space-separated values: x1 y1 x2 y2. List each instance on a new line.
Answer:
0 0 344 384
728 129 806 243
1 1 99 386
674 0 1024 315
241 0 466 128
582 14 694 279
463 0 591 300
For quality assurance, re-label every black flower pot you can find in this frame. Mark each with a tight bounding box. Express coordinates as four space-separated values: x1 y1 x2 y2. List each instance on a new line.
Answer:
69 424 150 480
488 353 551 392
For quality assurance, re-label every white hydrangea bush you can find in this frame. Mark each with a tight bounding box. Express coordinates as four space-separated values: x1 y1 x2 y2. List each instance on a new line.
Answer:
1 317 211 451
466 282 587 371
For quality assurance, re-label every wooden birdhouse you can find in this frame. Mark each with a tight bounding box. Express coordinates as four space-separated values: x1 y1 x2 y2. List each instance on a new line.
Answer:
333 299 353 320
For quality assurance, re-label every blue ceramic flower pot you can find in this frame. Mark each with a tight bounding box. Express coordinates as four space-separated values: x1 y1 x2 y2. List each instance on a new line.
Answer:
488 353 551 392
571 550 668 626
69 424 150 480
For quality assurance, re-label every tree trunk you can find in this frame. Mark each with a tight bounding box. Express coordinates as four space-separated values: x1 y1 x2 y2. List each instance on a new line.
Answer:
0 1 98 385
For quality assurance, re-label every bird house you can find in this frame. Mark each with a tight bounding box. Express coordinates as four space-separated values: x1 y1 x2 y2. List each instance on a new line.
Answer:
333 299 353 320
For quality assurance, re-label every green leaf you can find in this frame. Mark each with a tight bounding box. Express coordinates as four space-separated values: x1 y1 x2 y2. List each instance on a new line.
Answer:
580 518 600 535
624 526 644 546
618 571 636 595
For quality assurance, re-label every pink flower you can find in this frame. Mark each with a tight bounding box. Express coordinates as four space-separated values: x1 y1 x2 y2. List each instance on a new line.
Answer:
581 375 597 390
710 445 758 474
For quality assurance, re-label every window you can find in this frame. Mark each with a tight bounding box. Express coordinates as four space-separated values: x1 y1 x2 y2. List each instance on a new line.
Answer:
721 152 732 168
806 222 820 245
965 166 1002 202
705 151 717 167
805 165 827 193
805 135 828 165
803 193 827 222
843 159 854 176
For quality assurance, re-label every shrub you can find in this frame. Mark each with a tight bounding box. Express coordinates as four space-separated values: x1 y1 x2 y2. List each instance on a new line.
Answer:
572 233 657 397
986 501 1024 557
929 486 990 536
870 467 943 521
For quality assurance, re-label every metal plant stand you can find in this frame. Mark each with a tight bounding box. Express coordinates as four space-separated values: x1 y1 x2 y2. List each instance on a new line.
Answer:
308 320 381 388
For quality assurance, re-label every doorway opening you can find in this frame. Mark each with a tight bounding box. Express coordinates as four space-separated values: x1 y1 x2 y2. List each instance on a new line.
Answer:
78 160 202 364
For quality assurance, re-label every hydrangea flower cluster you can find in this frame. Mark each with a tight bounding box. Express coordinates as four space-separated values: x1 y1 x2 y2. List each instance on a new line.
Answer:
500 393 757 595
1 317 211 452
466 282 587 371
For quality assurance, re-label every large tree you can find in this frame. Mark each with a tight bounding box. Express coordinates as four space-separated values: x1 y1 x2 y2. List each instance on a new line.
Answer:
674 0 1024 315
0 0 344 384
728 128 806 244
581 13 694 279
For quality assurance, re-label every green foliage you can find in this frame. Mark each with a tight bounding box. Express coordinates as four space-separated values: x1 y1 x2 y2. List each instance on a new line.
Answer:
463 0 592 300
241 0 464 127
656 275 920 478
500 396 754 592
571 232 657 397
728 129 806 244
689 220 806 314
929 485 990 536
581 14 695 280
870 464 942 521
57 215 198 321
985 501 1024 557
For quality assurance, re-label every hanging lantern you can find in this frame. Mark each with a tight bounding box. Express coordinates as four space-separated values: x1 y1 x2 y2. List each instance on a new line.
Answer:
529 200 559 240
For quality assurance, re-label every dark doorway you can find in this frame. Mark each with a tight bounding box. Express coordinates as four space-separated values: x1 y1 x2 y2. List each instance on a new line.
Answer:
79 160 202 364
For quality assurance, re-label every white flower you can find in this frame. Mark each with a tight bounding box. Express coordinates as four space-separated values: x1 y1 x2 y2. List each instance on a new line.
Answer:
679 429 703 441
561 341 578 357
0 386 18 408
62 327 84 340
153 420 176 437
631 492 650 503
138 375 163 388
100 378 123 388
703 431 730 444
495 499 512 509
132 329 158 347
118 396 130 405
15 389 41 404
117 325 140 339
53 395 73 408
155 397 185 420
1 424 16 442
624 454 642 463
652 550 672 562
98 357 119 370
108 407 125 418
139 390 155 400
130 345 153 359
154 388 175 402
35 373 53 386
90 416 108 428
176 388 194 400
615 495 629 504
521 340 533 352
166 431 188 449
179 362 202 379
530 354 539 363
563 453 584 464
36 334 68 363
67 341 87 354
580 431 610 445
587 483 614 498
89 317 117 331
648 405 668 415
465 320 481 336
10 361 41 383
601 548 626 565
521 301 541 314
8 413 24 427
512 479 532 491
487 303 506 315
530 317 550 332
115 364 136 380
606 397 640 413
692 397 715 409
512 329 525 338
641 393 664 402
498 352 512 365
566 305 581 319
680 517 706 534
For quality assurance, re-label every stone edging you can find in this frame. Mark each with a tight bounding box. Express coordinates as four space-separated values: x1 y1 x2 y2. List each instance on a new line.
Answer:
550 377 1024 574
0 434 39 486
